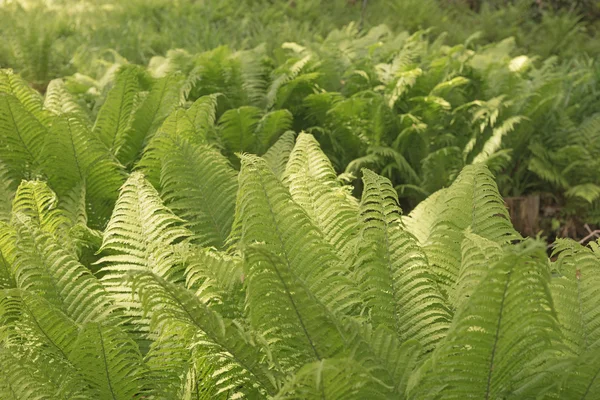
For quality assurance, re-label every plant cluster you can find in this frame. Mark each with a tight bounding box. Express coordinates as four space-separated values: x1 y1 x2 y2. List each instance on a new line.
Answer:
50 25 600 230
0 60 599 398
2 0 599 86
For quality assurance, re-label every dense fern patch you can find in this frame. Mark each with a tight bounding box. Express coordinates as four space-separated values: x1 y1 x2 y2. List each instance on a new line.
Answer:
0 64 599 398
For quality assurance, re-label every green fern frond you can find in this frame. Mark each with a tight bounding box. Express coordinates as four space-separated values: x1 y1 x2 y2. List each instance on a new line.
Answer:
180 245 244 316
0 69 47 123
262 130 296 180
354 169 450 349
43 79 90 124
93 65 143 152
451 229 503 310
43 114 126 228
283 133 359 262
71 322 145 400
98 172 189 340
235 154 359 317
10 180 69 237
410 241 560 399
244 245 348 372
0 346 88 400
0 163 14 223
565 183 600 204
415 164 520 298
99 171 189 278
471 116 524 164
0 93 47 181
116 73 184 167
136 109 197 187
0 290 80 363
218 106 262 154
11 219 117 324
551 239 600 354
130 271 280 397
186 93 220 136
160 138 238 248
274 357 392 400
255 109 293 150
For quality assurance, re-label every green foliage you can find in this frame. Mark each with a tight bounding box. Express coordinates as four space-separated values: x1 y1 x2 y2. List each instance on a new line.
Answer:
1 4 600 397
0 74 598 398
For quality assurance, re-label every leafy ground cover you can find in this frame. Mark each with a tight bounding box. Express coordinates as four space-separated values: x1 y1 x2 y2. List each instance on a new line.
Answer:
1 1 600 398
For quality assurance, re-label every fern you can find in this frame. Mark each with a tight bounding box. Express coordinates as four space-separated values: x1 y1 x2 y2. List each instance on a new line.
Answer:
0 93 47 181
410 241 560 399
354 169 450 349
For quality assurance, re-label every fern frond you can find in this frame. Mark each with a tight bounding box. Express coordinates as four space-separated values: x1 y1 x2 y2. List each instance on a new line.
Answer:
43 79 90 124
11 218 117 324
274 357 392 400
283 133 359 262
262 130 296 180
186 93 219 136
130 271 280 397
43 114 126 228
93 65 143 152
71 322 145 400
410 241 559 400
354 169 450 349
116 73 184 167
99 171 189 278
0 347 87 400
235 154 359 317
160 138 238 248
551 239 600 354
180 245 244 316
0 93 47 181
10 180 69 237
98 172 189 340
451 229 503 310
0 163 14 223
255 109 293 150
0 69 47 123
136 109 197 187
417 164 519 297
471 116 524 164
218 106 262 154
244 245 348 372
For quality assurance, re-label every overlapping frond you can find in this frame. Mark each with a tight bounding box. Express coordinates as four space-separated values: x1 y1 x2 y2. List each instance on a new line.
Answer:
234 154 359 317
244 245 348 372
130 271 280 398
116 73 184 166
43 114 126 227
354 169 450 349
262 130 296 180
417 164 520 298
0 93 47 181
11 219 117 323
160 138 238 248
70 323 145 400
410 241 559 399
550 239 600 354
283 133 359 262
43 78 90 124
274 357 391 400
93 65 143 152
0 69 47 122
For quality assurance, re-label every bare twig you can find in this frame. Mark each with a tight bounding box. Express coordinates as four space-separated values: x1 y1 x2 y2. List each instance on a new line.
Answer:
579 229 600 244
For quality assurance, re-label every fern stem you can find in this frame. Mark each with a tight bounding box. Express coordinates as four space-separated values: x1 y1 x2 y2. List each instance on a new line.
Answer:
97 325 117 400
485 270 513 400
256 176 322 361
